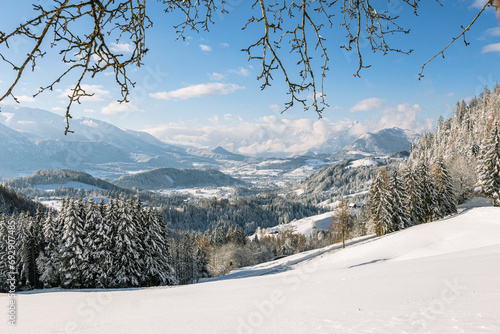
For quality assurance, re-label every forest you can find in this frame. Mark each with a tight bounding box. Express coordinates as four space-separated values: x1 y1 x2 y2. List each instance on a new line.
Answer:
0 85 499 291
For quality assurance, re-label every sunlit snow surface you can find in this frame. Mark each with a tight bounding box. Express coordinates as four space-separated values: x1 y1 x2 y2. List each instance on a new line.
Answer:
2 207 500 333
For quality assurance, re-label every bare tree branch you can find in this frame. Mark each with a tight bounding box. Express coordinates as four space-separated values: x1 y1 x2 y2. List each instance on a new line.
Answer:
0 0 494 133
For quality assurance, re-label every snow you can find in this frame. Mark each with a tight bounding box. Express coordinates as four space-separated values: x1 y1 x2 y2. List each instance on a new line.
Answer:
3 207 500 333
260 211 338 237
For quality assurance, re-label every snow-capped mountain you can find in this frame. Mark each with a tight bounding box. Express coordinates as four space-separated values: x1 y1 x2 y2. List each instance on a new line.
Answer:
0 105 217 178
333 127 419 159
0 105 420 180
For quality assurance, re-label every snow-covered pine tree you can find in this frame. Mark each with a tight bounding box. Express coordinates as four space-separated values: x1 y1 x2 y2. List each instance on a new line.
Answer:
476 121 500 206
142 204 176 286
80 198 99 287
111 199 144 288
37 210 61 288
369 169 393 236
103 199 120 287
26 207 44 288
15 213 32 289
431 159 457 217
388 168 411 230
90 199 112 288
402 165 425 225
59 198 86 288
416 162 438 223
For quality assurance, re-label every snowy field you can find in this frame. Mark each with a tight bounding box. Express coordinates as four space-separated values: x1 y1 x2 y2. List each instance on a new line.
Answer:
2 207 500 333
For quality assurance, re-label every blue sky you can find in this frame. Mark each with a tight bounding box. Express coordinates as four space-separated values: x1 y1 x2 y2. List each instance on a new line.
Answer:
0 0 499 155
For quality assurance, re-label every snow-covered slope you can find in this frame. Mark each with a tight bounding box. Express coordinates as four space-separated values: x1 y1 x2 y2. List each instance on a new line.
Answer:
4 207 500 333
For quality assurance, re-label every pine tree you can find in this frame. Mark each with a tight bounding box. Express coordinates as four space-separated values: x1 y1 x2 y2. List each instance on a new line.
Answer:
388 168 411 230
369 169 393 236
417 162 438 222
112 199 144 288
431 159 457 217
476 121 500 206
142 204 176 286
103 199 120 287
90 199 112 288
37 211 61 288
59 198 86 288
15 213 32 289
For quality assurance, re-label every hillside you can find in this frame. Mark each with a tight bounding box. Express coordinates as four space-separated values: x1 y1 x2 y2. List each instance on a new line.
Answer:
3 169 125 192
4 207 499 333
0 185 41 215
112 167 245 190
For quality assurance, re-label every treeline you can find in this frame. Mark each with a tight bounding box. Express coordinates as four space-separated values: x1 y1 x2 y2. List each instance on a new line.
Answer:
368 160 456 236
408 85 500 204
1 196 363 291
369 85 500 236
0 198 177 291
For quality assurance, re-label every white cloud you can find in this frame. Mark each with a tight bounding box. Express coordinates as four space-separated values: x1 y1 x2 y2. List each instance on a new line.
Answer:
51 107 64 112
470 0 488 9
144 116 355 157
486 27 500 36
349 103 433 136
110 43 133 53
199 44 212 52
101 101 144 115
269 104 281 111
350 97 385 112
220 42 230 48
229 67 250 76
482 43 500 54
16 95 36 103
144 101 433 157
209 72 226 81
445 92 455 97
84 108 96 113
149 83 244 100
59 84 110 102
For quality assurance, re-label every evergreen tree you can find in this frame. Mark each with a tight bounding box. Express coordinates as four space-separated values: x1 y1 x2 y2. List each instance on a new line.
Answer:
403 165 424 225
143 205 176 286
59 198 86 288
369 169 393 236
37 211 61 288
431 159 457 217
15 213 32 289
388 168 411 230
476 121 500 206
416 162 438 222
112 199 144 287
90 199 112 288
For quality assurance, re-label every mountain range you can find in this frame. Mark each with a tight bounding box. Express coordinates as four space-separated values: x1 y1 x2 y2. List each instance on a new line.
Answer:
0 105 419 180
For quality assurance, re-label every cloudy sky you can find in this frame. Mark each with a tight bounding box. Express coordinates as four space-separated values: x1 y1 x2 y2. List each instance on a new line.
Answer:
0 0 499 156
